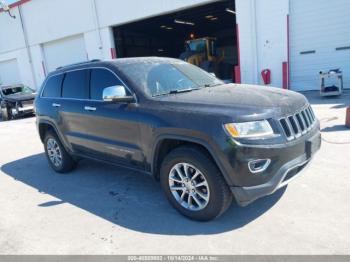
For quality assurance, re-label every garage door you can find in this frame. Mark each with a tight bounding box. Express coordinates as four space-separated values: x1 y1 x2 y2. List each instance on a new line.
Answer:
290 0 350 91
43 34 87 73
0 59 21 86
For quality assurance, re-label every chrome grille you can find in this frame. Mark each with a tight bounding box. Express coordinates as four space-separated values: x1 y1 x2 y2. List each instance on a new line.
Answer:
279 105 316 140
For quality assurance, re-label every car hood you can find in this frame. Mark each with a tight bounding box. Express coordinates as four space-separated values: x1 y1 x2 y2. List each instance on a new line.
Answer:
154 84 308 120
3 93 36 102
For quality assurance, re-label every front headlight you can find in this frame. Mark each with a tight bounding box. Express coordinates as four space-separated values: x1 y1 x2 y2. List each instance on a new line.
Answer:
224 120 274 138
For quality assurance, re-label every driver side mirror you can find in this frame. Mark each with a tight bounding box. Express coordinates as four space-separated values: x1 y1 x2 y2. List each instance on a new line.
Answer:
102 85 135 103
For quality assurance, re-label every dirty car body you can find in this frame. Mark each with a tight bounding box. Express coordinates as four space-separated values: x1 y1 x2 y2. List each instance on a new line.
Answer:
35 57 321 220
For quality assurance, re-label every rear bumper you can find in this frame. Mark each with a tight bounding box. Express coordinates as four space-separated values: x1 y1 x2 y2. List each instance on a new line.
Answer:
230 131 321 206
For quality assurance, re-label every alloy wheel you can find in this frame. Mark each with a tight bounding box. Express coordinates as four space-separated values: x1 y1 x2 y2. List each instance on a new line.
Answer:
46 138 62 167
168 162 210 211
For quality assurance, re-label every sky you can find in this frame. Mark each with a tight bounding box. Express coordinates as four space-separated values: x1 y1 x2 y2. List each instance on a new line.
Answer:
5 0 20 5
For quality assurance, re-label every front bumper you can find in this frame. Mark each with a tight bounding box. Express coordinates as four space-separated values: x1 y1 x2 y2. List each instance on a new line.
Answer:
230 131 321 206
11 105 35 116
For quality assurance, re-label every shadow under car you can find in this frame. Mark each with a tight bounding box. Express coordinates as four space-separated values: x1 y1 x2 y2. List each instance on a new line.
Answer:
1 153 286 235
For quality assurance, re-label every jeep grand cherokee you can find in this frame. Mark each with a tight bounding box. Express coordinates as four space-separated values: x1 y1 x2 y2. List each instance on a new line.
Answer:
35 57 321 221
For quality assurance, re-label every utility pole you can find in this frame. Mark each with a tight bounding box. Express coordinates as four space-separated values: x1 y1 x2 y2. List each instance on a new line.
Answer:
18 4 38 88
1 1 37 88
92 0 104 58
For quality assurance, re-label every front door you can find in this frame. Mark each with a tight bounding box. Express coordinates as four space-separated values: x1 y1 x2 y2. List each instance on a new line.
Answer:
78 68 144 169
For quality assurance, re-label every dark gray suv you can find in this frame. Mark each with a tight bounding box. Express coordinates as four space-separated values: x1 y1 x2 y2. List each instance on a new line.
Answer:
35 57 321 221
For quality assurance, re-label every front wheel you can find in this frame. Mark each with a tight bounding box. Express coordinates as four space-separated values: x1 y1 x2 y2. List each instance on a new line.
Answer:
160 146 232 221
1 106 11 121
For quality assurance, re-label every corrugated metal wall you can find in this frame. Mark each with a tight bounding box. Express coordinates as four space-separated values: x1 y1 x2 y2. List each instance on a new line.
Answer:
290 0 350 91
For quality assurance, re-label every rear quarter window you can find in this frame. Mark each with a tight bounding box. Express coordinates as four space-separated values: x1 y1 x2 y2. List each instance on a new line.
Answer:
42 74 64 98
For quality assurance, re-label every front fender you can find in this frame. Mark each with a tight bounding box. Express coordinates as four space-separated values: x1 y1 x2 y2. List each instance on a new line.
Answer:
150 132 234 186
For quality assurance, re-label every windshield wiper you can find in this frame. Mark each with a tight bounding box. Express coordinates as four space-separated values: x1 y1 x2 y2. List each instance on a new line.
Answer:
169 88 200 94
203 83 222 88
153 87 201 97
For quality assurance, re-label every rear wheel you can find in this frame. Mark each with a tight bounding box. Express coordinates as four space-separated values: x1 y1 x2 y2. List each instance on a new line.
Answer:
160 146 232 221
44 131 76 173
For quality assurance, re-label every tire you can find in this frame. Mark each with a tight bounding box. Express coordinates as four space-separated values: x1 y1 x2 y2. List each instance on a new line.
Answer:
44 130 76 173
1 106 11 121
160 146 232 221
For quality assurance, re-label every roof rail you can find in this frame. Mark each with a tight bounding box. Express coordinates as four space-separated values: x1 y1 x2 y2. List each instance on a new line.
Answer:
56 59 101 70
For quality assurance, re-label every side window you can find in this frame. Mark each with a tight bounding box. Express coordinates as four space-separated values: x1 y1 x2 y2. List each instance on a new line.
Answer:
62 70 89 99
90 69 125 100
42 74 63 98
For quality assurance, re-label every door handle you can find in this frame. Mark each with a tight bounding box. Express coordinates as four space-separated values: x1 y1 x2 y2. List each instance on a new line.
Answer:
84 106 96 112
52 103 61 108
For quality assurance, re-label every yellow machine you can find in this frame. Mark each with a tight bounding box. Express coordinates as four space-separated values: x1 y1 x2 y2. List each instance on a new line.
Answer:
181 37 223 65
180 37 230 80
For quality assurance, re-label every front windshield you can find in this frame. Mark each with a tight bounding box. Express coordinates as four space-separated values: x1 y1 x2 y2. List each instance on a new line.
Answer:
118 61 223 97
1 86 34 96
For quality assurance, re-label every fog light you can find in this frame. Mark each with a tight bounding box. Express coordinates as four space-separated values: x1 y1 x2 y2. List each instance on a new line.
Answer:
248 159 271 174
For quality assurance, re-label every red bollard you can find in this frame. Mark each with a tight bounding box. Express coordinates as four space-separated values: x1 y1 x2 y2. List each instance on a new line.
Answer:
346 107 350 128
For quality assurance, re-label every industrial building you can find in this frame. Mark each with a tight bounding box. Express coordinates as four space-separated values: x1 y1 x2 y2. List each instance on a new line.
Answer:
0 0 349 91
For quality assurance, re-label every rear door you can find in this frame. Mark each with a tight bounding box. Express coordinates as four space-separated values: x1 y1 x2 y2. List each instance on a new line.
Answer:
39 74 64 124
79 68 144 169
59 69 90 154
